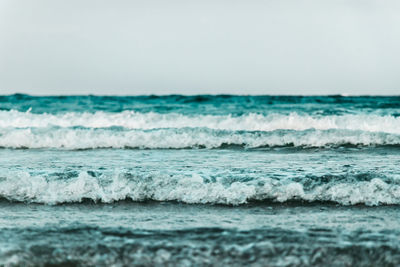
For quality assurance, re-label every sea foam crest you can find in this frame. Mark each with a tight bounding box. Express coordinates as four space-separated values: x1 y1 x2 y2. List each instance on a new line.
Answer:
0 170 399 205
0 128 399 149
1 110 400 149
1 110 400 133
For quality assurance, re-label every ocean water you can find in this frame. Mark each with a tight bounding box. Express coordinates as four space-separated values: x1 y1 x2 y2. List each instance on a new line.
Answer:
1 94 400 266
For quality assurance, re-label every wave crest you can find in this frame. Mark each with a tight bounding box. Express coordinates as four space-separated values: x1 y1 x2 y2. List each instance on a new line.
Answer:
1 110 400 133
1 170 399 205
1 110 400 149
0 128 399 149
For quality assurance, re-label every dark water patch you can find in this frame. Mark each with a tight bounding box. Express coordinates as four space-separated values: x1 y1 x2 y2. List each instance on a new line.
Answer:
47 170 81 180
1 195 400 207
2 143 400 151
294 172 400 190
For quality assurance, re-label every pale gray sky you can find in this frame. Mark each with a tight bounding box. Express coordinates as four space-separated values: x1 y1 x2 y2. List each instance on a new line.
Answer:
0 0 399 95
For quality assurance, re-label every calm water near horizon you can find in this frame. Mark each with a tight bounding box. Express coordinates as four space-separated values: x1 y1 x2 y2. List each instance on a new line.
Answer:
1 94 400 266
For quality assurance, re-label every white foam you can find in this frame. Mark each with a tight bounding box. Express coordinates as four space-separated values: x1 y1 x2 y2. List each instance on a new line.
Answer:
0 127 399 149
0 170 399 205
1 110 400 133
1 110 400 149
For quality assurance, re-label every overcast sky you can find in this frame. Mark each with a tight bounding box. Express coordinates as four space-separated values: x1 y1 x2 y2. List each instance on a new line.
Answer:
0 0 399 95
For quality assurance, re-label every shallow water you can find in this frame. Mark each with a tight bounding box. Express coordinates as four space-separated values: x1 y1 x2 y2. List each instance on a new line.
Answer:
1 95 400 266
1 202 400 266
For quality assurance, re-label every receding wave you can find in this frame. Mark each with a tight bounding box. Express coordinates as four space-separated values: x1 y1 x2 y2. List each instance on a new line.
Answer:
1 110 400 149
1 170 400 205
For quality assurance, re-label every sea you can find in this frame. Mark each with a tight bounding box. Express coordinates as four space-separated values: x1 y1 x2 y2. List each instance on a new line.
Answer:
1 94 400 266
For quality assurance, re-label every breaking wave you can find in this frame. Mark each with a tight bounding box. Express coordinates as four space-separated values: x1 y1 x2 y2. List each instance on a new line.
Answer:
1 127 400 149
1 110 400 132
1 170 400 205
1 110 400 149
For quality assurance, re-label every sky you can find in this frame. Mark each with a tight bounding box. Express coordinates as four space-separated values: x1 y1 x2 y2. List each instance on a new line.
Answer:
0 0 399 95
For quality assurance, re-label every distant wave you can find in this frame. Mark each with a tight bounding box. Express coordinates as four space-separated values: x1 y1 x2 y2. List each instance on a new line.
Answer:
1 94 400 115
0 170 399 205
1 110 400 149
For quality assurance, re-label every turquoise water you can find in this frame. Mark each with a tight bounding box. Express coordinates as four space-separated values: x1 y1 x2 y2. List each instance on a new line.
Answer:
1 94 400 116
1 95 400 266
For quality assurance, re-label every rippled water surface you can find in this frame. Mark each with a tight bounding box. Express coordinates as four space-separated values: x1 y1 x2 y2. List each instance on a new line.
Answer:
1 95 400 266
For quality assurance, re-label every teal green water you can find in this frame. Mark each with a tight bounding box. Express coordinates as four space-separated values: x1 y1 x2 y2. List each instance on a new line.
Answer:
1 94 400 115
1 95 400 266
